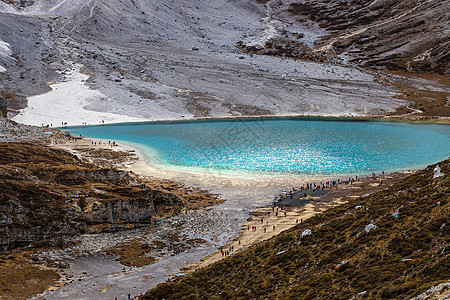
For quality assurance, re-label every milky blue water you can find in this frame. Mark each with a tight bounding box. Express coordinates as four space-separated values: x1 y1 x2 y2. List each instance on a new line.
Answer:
69 118 450 177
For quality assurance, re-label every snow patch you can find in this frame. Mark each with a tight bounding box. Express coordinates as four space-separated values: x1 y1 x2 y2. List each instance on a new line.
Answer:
12 64 148 126
0 40 12 73
0 41 11 55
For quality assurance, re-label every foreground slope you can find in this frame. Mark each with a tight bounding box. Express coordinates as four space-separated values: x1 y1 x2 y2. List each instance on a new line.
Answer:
145 159 449 299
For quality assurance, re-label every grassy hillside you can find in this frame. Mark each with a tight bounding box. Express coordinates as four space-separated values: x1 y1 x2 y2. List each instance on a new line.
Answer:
144 159 449 299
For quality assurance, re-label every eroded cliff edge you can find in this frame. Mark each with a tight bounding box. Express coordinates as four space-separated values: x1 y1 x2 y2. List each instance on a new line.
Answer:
0 141 221 251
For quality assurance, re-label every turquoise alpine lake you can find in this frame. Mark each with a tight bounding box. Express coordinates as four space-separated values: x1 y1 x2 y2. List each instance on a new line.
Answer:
69 118 450 177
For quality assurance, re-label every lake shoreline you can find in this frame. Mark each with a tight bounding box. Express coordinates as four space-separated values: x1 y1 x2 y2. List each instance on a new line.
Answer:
61 135 413 279
13 123 434 299
66 117 450 182
65 114 450 129
53 135 414 276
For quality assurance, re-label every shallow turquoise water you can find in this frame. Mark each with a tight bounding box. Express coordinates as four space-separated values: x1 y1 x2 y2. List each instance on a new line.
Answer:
69 118 450 176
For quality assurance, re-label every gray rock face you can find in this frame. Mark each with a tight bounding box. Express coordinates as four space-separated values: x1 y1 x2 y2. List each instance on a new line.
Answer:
6 0 35 9
1 0 409 122
0 194 175 251
0 95 6 118
0 117 57 142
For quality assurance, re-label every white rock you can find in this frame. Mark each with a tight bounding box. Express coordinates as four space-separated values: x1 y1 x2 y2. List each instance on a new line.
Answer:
301 229 312 237
364 223 377 233
433 165 444 178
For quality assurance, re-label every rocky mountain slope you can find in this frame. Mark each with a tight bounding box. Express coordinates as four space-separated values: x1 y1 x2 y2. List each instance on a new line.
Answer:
243 0 449 76
4 0 442 123
144 159 449 299
0 141 220 251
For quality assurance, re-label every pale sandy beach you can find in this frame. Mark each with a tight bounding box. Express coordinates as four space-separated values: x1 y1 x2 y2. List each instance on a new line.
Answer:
51 136 401 278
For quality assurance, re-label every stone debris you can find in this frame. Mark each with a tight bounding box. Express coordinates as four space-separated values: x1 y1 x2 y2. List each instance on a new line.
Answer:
0 117 58 142
364 223 377 233
433 165 444 179
410 281 450 300
301 228 312 237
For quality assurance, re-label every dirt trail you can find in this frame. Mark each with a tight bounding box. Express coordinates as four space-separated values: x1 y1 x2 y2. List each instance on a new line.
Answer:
181 173 405 274
183 200 343 273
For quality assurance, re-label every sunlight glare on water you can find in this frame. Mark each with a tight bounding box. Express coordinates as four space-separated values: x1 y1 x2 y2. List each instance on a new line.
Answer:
69 118 450 177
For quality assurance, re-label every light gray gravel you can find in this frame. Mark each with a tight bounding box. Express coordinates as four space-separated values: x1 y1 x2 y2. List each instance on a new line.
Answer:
2 0 407 124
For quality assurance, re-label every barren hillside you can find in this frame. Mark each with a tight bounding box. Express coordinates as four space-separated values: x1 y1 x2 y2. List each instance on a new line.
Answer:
3 0 447 124
0 141 220 250
242 0 449 76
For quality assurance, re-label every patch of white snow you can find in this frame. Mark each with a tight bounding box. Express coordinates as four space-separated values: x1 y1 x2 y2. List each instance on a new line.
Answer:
0 40 12 73
12 64 148 126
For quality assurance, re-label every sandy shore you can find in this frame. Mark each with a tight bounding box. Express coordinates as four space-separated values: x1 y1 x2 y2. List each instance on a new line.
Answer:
52 136 407 277
180 170 408 274
0 130 409 300
181 204 329 274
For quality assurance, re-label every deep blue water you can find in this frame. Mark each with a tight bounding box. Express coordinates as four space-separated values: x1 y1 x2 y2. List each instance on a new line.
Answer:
69 118 450 176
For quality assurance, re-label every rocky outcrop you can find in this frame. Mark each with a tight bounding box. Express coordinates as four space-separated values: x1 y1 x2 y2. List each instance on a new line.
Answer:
1 0 35 8
0 192 173 250
263 0 450 76
0 142 220 251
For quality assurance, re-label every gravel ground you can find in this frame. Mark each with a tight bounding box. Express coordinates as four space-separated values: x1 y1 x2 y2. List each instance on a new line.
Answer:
0 117 58 142
2 0 408 126
33 208 247 300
